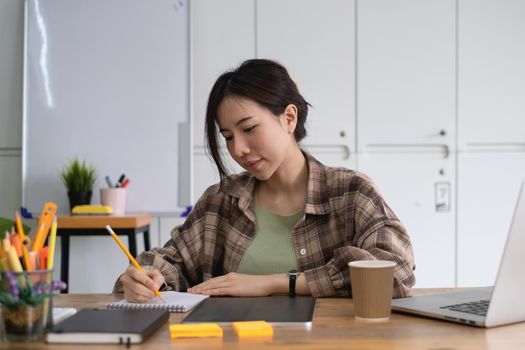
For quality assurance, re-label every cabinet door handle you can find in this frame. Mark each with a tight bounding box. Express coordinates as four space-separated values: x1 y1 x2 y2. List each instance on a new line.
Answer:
442 144 450 159
342 144 350 160
303 144 352 160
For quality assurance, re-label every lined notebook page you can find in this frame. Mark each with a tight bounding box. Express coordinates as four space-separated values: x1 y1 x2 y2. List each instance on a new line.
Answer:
106 292 209 313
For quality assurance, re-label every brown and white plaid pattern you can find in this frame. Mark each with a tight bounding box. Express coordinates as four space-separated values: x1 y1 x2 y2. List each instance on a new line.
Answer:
114 152 415 298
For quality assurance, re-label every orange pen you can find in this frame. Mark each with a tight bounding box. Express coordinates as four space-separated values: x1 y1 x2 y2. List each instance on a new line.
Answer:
38 247 48 271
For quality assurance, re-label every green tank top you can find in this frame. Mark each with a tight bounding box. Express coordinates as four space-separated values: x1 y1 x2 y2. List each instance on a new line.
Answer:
236 200 302 275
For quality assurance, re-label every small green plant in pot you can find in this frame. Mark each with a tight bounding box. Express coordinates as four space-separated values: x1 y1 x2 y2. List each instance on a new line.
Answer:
59 158 98 211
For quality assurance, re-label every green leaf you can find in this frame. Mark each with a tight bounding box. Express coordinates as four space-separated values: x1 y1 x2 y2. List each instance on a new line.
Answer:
0 218 31 238
59 157 98 193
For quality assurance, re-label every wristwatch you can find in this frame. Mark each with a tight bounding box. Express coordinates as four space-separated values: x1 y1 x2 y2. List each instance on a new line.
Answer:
288 270 299 297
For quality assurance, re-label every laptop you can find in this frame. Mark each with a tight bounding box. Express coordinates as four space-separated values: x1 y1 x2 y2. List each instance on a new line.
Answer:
391 180 525 327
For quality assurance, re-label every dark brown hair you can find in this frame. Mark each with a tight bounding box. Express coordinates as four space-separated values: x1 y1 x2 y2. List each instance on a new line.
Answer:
205 59 310 181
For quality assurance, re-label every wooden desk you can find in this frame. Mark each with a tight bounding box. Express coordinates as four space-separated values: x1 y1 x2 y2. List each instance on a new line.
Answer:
56 214 151 293
6 289 525 349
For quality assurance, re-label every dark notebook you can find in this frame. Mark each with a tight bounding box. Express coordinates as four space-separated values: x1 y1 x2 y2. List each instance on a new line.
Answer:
182 296 316 325
46 309 169 345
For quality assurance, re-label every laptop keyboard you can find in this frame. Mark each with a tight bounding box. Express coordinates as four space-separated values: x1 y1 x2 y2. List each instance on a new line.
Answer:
440 299 490 316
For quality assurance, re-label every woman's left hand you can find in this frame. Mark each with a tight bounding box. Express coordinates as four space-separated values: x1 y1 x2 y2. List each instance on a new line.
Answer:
187 272 284 297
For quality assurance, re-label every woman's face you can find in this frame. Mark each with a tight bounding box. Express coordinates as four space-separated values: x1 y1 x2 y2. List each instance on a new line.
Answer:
217 96 296 181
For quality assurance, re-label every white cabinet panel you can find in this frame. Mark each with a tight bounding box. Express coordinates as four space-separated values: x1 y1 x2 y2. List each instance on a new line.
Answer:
458 0 525 147
0 155 21 218
358 152 456 287
357 0 455 149
191 0 255 147
0 0 23 148
457 152 525 287
257 0 355 151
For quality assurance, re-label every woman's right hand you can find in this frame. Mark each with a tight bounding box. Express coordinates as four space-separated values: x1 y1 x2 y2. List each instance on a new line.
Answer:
119 265 166 303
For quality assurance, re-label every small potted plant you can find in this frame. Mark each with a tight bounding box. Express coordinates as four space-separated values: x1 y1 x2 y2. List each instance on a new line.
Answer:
0 270 66 341
59 158 98 211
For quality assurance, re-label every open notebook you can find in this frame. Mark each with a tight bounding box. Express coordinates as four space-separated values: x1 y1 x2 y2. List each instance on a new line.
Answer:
106 291 209 313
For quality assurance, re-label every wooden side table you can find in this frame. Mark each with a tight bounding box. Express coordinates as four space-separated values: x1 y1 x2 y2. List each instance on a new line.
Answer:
56 214 151 293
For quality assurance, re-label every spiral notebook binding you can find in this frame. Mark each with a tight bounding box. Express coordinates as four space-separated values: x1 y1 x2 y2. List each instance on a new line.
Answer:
107 303 186 312
105 291 209 313
171 305 185 312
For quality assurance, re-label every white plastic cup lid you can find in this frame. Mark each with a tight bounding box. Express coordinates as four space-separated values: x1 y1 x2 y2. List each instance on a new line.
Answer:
348 260 396 268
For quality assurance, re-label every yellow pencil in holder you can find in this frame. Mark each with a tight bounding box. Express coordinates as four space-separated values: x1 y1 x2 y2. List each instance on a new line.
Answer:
7 246 24 273
47 217 58 270
15 210 32 271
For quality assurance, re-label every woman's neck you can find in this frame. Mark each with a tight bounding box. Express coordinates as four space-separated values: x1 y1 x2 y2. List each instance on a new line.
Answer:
256 145 308 215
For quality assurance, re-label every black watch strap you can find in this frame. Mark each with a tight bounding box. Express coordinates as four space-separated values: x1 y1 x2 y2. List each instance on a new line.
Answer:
288 270 298 297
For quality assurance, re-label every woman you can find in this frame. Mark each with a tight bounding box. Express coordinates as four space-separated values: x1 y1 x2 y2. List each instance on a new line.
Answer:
114 59 415 302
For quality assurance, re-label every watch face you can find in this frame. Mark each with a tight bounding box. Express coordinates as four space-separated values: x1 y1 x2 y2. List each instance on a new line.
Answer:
288 270 298 276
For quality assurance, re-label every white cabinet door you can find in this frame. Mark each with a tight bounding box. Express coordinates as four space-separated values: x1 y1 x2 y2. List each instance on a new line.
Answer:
458 0 525 148
191 0 255 147
257 0 355 153
0 0 23 148
357 0 455 150
457 152 525 287
358 151 456 287
0 154 21 218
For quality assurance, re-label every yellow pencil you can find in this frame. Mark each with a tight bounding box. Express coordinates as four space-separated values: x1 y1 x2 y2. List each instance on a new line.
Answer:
47 216 57 270
15 211 32 271
105 225 165 303
7 246 23 272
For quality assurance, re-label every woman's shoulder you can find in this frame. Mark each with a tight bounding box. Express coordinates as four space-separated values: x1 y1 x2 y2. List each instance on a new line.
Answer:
187 173 252 221
316 165 386 211
322 164 375 189
305 151 371 187
305 152 379 196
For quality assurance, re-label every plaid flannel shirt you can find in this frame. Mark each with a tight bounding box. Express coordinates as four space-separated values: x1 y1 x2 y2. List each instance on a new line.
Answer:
114 152 415 297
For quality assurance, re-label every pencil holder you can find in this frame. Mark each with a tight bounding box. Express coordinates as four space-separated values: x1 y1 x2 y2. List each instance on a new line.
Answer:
100 188 127 215
0 269 65 342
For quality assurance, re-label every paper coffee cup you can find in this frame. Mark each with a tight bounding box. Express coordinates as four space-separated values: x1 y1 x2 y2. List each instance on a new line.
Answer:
349 260 396 321
100 188 127 215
